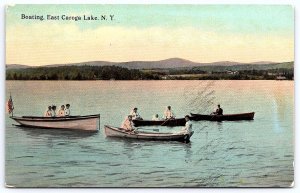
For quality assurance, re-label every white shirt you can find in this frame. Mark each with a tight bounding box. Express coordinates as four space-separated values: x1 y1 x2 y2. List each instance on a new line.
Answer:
181 121 193 134
130 110 141 120
65 108 70 116
164 109 175 119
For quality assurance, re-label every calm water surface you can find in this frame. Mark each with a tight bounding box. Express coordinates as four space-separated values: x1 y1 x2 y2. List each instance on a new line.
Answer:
5 80 294 187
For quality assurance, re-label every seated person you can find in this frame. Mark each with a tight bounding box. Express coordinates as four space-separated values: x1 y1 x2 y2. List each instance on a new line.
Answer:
121 115 135 132
51 105 56 117
130 107 143 120
65 104 71 116
164 106 176 119
152 114 160 121
212 104 223 115
44 106 52 117
57 105 65 117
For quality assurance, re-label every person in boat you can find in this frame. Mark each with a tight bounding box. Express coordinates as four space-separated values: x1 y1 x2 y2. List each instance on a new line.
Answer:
152 114 160 121
65 104 70 116
121 115 135 132
212 104 223 115
51 105 57 117
130 107 143 120
164 106 175 119
179 115 193 134
57 105 65 117
44 106 52 117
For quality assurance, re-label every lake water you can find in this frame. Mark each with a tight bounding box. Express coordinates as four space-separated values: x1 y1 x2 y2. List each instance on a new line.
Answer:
5 80 294 187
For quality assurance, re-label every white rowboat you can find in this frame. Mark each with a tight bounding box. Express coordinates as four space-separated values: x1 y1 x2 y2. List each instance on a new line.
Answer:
104 125 193 142
11 114 100 131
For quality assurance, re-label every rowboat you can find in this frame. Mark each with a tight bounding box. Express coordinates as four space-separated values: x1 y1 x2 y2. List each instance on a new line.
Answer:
104 125 194 142
10 114 100 131
190 112 255 121
132 118 186 127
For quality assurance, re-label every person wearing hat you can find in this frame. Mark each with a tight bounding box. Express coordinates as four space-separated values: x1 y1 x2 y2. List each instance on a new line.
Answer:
130 107 143 120
121 115 135 132
164 106 175 119
57 105 65 117
44 106 52 117
65 104 71 116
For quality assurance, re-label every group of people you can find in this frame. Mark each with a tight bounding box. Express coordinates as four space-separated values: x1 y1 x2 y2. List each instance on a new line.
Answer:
120 104 224 134
127 106 176 122
120 105 190 134
151 106 176 120
44 104 71 117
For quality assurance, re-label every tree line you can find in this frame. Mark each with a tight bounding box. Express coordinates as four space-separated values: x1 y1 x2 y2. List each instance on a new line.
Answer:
6 65 160 80
6 65 293 80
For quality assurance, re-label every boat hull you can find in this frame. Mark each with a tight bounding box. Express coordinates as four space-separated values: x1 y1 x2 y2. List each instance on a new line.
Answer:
132 118 186 127
104 125 193 142
190 112 255 121
11 114 100 131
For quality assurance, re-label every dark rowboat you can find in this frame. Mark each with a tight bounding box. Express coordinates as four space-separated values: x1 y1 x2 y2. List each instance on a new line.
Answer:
190 112 255 121
104 125 193 142
10 114 100 131
132 118 186 127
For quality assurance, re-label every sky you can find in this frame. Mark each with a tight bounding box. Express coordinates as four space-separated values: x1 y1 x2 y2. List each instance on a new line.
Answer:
6 4 294 66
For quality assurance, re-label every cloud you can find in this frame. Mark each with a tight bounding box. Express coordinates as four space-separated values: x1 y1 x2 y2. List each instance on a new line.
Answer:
6 23 293 65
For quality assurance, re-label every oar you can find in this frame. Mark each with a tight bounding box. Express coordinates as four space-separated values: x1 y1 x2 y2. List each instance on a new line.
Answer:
210 113 217 121
161 118 171 126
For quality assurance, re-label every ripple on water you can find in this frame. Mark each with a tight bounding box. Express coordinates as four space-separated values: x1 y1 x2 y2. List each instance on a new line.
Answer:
5 80 294 187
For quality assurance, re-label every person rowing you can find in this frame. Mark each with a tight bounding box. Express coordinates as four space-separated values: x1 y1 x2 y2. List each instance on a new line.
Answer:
164 106 176 119
121 115 135 132
212 104 223 115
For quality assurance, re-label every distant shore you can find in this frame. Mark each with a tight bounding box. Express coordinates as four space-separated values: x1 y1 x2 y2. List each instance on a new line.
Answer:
6 64 294 81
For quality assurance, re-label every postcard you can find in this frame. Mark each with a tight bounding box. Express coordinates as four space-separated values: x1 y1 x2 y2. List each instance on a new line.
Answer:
5 4 294 187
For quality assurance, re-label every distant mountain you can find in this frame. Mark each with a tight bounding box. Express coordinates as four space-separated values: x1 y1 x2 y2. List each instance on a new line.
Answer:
249 61 276 65
6 58 292 70
6 64 30 69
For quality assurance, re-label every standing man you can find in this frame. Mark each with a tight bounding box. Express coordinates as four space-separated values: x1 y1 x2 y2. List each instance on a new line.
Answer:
180 115 193 134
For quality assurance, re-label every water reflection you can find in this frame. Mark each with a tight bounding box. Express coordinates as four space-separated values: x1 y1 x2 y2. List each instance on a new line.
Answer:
105 136 192 146
5 80 294 187
19 126 98 139
183 142 192 163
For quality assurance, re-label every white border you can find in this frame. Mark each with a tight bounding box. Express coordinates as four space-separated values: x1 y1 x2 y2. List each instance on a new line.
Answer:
1 1 298 193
